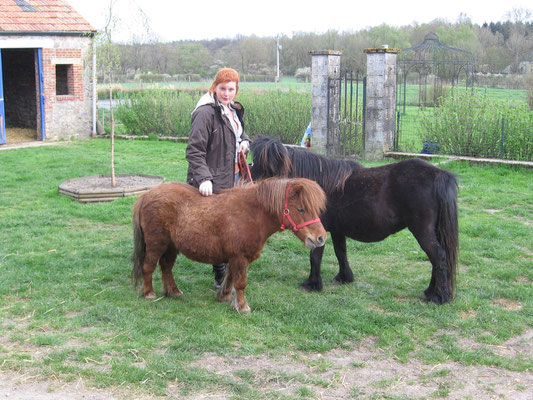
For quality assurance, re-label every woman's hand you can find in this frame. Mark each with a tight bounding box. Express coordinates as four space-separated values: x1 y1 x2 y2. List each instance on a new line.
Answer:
239 140 250 154
199 180 213 196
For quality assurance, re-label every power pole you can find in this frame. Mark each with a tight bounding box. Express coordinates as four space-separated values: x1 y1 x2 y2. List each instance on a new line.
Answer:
276 37 282 82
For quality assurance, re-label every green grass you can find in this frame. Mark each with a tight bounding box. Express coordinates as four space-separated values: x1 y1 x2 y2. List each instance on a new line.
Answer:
397 85 528 108
0 139 532 397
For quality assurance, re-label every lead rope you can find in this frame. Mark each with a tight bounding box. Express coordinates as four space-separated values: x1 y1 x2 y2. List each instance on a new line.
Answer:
237 149 253 184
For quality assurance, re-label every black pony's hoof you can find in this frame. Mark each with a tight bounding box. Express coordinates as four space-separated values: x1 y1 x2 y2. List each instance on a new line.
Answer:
301 279 323 292
422 289 450 305
332 273 354 285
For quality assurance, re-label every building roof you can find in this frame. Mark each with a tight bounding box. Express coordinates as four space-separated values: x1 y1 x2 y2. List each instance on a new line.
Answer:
0 0 96 34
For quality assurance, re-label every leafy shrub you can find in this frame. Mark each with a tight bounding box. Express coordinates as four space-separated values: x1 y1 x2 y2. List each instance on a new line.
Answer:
115 90 198 136
426 84 451 106
240 74 276 82
295 67 311 82
474 73 528 90
238 89 310 144
171 73 202 82
135 73 172 82
97 85 125 100
500 106 533 161
525 73 533 110
419 90 533 160
114 88 311 144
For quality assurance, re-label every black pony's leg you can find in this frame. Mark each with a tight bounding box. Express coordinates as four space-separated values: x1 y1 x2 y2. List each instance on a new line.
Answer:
301 245 325 291
331 231 354 285
425 274 436 297
410 226 450 304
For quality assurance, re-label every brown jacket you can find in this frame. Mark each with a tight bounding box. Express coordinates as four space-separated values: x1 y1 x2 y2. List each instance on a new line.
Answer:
186 93 250 193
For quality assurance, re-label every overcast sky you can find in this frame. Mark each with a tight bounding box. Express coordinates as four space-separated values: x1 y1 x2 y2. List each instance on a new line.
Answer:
66 0 530 42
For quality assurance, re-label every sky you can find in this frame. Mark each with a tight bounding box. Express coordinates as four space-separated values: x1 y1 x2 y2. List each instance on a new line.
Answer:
66 0 530 43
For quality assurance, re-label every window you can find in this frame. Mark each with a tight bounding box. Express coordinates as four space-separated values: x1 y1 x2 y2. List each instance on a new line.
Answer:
56 64 73 95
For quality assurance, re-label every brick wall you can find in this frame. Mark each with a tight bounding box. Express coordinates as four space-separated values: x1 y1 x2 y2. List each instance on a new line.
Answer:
40 36 93 140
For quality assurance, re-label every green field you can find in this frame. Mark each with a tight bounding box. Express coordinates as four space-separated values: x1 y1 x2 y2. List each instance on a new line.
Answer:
1 139 531 398
103 79 527 104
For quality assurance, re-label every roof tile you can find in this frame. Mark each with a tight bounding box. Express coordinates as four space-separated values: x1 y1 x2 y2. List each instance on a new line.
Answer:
0 0 95 32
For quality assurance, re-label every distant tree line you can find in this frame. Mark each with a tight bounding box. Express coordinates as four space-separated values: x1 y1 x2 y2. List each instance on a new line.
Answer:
106 9 533 82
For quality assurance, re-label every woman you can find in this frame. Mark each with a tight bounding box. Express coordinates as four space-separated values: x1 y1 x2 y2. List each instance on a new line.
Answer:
186 68 250 289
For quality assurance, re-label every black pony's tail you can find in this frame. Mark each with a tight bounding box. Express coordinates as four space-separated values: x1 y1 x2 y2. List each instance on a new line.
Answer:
131 195 146 287
435 171 459 298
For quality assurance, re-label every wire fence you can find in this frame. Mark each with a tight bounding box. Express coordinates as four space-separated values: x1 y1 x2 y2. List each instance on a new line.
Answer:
396 113 532 161
395 90 533 162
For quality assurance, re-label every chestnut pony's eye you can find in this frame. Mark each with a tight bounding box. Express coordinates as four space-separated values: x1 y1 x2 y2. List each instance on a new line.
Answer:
297 208 305 214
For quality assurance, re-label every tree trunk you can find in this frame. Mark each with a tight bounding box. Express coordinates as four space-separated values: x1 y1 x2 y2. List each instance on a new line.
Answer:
109 84 116 187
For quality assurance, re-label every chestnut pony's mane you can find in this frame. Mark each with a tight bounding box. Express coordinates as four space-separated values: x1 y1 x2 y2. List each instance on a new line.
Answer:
251 178 326 220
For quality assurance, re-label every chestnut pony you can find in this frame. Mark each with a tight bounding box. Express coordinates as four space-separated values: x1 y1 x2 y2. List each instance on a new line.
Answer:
250 136 459 304
132 178 327 312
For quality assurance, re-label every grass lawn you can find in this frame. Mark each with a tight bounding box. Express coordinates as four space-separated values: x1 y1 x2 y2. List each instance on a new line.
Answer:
0 139 532 398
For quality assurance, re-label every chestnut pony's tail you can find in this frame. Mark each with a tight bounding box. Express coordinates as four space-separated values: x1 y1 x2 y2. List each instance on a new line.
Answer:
131 195 146 287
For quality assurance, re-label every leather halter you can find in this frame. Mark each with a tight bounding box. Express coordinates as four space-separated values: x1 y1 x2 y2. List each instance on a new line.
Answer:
280 184 321 232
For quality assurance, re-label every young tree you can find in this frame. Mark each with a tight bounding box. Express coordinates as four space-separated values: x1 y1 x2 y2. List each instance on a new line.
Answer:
95 0 120 186
94 0 152 187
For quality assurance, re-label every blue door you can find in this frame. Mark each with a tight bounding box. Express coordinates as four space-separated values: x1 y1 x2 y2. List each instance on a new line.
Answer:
0 49 5 144
36 48 45 141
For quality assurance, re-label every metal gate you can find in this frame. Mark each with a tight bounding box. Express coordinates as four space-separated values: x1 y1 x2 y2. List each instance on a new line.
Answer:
327 71 366 158
395 33 475 153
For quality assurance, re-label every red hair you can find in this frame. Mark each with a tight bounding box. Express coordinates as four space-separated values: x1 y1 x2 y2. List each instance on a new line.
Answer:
209 68 239 95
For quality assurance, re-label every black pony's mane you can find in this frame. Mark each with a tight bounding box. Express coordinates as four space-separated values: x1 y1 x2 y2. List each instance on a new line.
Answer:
251 136 359 195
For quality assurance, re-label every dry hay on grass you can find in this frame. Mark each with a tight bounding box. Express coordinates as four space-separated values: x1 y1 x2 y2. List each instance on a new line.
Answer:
5 128 37 143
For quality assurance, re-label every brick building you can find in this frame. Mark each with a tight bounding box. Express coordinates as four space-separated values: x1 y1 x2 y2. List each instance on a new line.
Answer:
0 0 96 144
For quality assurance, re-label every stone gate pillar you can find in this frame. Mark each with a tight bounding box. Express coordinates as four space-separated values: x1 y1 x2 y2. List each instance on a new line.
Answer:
363 46 400 160
310 50 342 156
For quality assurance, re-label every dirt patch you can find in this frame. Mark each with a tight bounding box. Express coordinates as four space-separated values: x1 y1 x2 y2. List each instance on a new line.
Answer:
492 297 523 310
58 174 164 203
0 370 117 400
189 334 533 399
515 276 533 285
59 174 164 193
1 331 532 399
459 309 477 319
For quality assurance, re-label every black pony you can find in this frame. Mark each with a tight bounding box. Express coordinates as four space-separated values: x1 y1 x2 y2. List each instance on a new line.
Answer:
250 136 459 304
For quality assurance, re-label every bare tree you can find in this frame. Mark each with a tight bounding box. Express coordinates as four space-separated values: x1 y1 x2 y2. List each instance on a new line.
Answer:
94 0 153 187
505 7 533 24
94 0 121 186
